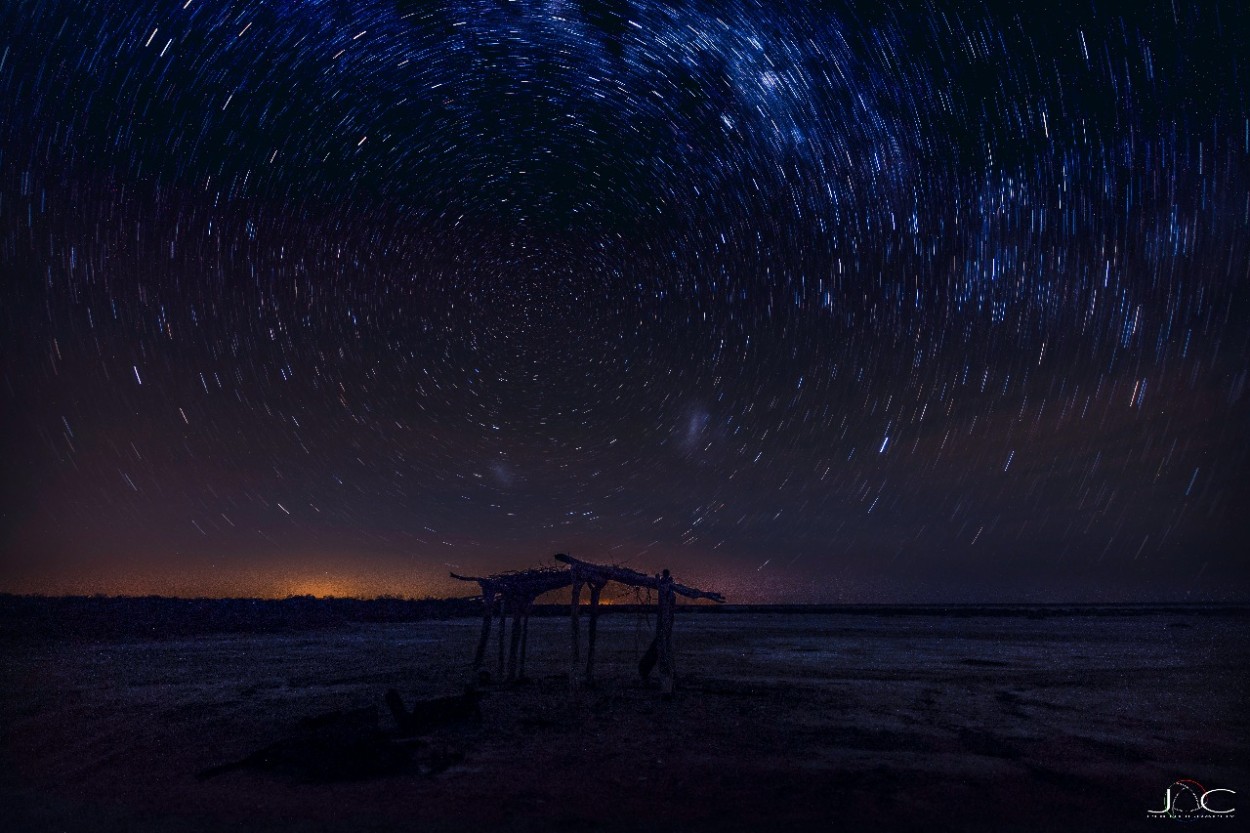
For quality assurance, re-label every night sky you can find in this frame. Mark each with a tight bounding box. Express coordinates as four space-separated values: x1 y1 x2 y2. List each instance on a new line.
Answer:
2 0 1247 602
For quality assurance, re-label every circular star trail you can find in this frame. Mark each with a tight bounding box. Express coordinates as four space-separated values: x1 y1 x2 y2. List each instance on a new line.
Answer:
2 0 1248 601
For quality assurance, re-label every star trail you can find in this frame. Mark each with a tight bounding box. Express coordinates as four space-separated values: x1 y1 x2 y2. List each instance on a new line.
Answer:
2 0 1247 601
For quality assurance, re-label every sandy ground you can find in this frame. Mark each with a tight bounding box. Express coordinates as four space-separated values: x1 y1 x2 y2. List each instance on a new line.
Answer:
2 610 1247 832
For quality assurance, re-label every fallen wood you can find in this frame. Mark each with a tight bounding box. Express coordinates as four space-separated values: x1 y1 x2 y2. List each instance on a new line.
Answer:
384 687 482 736
196 706 410 782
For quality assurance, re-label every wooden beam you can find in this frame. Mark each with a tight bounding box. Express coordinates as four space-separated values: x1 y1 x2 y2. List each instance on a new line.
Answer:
553 553 724 602
453 568 571 597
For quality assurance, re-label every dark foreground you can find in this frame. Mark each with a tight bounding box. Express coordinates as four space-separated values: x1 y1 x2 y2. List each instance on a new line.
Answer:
2 609 1247 832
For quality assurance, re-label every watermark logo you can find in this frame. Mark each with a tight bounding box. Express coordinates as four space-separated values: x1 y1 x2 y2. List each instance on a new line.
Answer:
1147 779 1235 820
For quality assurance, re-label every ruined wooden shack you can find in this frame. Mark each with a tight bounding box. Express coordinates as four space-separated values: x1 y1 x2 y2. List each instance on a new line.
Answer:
452 554 724 694
450 566 572 684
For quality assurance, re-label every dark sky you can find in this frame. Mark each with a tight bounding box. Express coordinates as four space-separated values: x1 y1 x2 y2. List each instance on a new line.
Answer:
2 0 1247 602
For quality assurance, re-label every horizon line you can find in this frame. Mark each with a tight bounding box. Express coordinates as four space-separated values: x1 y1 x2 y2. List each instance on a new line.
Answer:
2 592 1247 607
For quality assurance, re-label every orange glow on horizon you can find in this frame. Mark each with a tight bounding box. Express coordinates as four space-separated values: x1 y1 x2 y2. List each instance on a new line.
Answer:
1 559 468 601
2 545 747 601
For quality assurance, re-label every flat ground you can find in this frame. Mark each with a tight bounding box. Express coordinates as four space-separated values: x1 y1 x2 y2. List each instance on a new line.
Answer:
2 610 1247 832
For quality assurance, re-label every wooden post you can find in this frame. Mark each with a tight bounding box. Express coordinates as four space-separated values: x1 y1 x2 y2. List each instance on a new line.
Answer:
569 576 583 689
507 596 524 681
496 594 508 682
585 582 603 685
518 599 531 680
657 570 675 697
472 589 493 670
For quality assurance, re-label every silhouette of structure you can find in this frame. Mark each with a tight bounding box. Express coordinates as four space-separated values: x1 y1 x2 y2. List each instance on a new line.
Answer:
450 566 573 683
452 553 725 694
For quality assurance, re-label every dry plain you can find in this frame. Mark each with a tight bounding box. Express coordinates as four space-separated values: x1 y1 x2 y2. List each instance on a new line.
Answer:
3 608 1246 832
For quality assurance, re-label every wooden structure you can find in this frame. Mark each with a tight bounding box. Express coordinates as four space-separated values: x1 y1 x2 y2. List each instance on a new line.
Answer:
450 567 571 684
451 553 724 694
